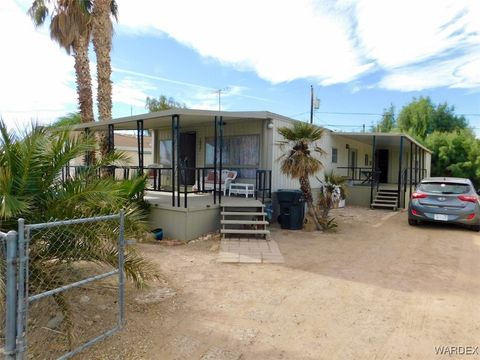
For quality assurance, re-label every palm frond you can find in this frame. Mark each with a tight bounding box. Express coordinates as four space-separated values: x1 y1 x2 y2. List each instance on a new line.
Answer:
276 122 325 179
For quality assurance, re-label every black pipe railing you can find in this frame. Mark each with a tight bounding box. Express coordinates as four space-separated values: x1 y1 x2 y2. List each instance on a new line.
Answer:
336 166 380 185
62 165 273 208
337 166 427 186
255 170 272 203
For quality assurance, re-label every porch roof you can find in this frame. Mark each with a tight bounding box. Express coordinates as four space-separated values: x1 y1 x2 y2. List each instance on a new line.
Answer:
331 132 432 153
72 109 292 131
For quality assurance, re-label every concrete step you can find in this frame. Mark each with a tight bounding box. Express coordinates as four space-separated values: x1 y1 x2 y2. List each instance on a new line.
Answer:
221 211 267 216
220 229 270 235
221 220 269 225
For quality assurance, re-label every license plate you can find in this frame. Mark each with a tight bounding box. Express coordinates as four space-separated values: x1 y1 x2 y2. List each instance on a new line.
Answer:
434 214 448 221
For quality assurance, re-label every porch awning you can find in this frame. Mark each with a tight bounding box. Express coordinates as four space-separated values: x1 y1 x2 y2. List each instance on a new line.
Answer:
331 132 432 153
72 109 284 131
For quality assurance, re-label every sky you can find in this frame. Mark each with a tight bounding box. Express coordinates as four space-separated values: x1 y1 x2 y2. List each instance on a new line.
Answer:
1 0 480 133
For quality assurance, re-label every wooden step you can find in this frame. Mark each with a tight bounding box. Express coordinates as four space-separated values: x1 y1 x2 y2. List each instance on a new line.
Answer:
377 189 399 194
220 229 270 235
221 211 267 216
221 220 269 225
377 193 398 198
371 203 397 209
372 199 397 204
376 197 397 201
222 204 265 208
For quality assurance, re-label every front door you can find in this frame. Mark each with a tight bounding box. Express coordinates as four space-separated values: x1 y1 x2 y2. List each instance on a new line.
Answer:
375 149 389 183
179 132 196 185
349 150 357 179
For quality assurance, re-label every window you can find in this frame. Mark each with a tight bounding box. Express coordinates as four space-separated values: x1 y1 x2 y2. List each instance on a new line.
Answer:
205 135 260 178
332 148 338 163
159 139 172 166
365 154 369 166
419 182 471 194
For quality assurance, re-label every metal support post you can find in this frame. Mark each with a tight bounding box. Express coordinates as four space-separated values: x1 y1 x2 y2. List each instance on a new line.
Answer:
5 231 18 360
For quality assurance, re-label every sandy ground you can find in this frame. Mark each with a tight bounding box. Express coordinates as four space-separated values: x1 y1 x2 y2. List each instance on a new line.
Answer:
67 206 480 359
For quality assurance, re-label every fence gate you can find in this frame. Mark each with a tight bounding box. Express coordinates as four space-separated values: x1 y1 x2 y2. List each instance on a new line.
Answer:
3 211 125 359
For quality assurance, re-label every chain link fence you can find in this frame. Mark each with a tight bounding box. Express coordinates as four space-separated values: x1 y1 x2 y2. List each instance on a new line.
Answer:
2 211 125 359
0 232 7 354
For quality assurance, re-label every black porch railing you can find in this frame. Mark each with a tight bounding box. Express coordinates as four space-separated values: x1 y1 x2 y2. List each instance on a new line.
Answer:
336 166 381 186
61 165 272 208
255 169 272 204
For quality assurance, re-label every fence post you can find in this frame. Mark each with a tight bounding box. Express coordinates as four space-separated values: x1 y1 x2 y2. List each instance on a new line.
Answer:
16 219 26 360
118 210 125 328
5 231 18 360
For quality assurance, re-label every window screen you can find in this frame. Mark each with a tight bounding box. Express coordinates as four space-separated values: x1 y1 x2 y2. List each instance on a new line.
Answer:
332 148 338 163
205 135 260 178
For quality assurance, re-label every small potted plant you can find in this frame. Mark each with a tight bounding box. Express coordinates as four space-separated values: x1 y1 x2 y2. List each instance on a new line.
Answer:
324 171 347 208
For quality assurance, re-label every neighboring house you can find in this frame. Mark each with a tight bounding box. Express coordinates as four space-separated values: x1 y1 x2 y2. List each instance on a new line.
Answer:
74 109 431 239
70 133 152 167
114 133 153 166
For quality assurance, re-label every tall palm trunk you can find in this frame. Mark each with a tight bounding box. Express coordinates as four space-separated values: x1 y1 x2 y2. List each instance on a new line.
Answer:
92 0 113 157
299 175 322 230
73 34 96 164
73 34 94 123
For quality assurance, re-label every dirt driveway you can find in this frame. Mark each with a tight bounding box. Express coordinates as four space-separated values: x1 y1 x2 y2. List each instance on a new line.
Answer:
86 206 480 360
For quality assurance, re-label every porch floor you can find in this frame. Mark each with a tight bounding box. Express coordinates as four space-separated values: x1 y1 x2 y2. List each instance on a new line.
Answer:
350 182 401 190
144 191 264 210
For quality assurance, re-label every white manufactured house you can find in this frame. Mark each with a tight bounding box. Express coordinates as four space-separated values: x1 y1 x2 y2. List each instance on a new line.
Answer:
74 109 431 240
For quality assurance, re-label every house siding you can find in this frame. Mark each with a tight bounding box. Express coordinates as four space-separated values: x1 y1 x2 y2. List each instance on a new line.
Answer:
153 119 264 180
270 117 332 191
329 135 373 179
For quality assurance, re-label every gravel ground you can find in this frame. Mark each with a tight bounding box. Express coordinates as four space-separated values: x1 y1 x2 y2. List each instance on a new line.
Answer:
33 206 480 359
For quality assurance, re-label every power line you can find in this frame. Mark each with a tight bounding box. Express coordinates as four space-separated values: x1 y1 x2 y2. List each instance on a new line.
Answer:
316 110 480 117
317 111 381 116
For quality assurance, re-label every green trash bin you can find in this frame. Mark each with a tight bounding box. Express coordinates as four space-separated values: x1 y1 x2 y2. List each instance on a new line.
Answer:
277 189 305 230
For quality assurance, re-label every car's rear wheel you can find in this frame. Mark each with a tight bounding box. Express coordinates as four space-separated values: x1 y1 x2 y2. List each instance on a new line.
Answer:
408 218 418 226
470 224 480 232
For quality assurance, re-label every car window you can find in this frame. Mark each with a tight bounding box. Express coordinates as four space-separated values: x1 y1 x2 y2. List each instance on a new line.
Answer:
418 182 471 194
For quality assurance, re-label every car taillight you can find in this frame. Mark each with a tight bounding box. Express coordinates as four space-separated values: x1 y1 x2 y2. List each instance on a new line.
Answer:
467 213 475 220
458 195 478 203
411 209 419 216
411 192 427 199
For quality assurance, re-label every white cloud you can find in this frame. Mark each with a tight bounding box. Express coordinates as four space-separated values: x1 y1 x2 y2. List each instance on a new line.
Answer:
116 0 373 85
2 0 480 126
0 0 77 128
113 77 157 108
116 0 480 91
378 51 480 92
354 0 475 68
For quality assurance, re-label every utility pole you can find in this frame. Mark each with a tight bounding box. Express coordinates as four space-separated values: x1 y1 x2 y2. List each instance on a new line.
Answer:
215 87 230 111
310 85 314 124
310 85 320 124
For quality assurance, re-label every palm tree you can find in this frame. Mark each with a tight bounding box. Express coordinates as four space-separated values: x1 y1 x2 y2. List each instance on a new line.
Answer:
29 0 95 124
91 0 118 156
0 121 157 344
277 122 326 230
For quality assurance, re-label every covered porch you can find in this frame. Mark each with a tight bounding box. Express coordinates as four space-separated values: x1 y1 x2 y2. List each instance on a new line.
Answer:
330 132 432 209
73 109 274 240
